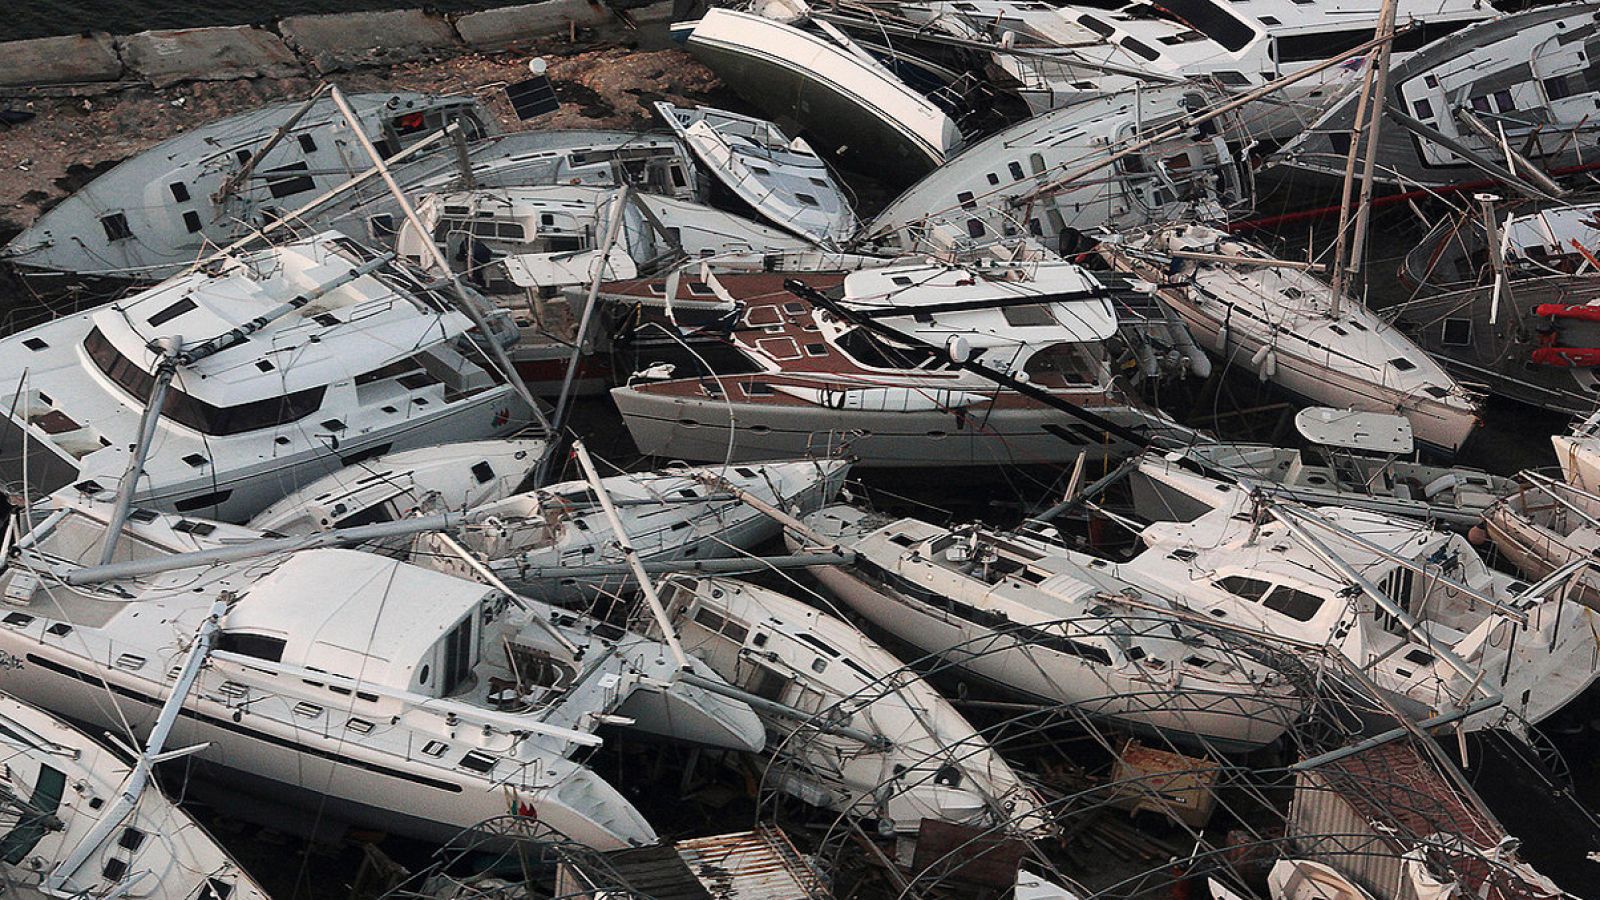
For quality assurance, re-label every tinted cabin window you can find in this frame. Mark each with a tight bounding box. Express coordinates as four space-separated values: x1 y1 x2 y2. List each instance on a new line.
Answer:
216 632 286 662
84 327 325 435
1216 575 1271 601
1156 0 1253 52
101 213 133 242
441 616 473 696
264 163 315 199
1263 587 1324 622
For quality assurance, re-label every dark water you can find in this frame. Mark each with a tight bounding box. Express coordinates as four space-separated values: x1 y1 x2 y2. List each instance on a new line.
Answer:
4 0 526 42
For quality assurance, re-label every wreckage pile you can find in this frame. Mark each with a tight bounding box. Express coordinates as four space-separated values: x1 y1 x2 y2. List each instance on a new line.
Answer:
2 0 1600 898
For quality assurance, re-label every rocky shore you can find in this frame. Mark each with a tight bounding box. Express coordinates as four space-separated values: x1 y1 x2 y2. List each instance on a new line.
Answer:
0 5 726 240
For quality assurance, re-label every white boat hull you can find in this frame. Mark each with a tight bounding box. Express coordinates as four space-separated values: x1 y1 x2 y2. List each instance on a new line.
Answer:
0 642 655 851
803 562 1300 752
611 388 1159 467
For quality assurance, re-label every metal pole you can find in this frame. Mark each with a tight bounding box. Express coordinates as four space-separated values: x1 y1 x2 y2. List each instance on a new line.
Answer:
506 552 855 580
65 512 469 585
1476 192 1513 326
1266 502 1500 701
1326 0 1387 314
213 85 330 204
97 338 181 565
539 185 632 485
1344 0 1400 289
44 598 228 893
191 124 457 273
177 253 395 366
1290 694 1504 772
1455 111 1566 198
1004 29 1405 211
679 671 890 748
450 118 478 191
691 469 838 548
429 528 583 656
569 440 688 669
1273 503 1524 624
1023 454 1143 528
326 86 550 434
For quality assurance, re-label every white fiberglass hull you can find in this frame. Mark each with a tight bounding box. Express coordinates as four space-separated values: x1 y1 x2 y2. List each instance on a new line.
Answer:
0 641 655 851
801 562 1299 753
611 388 1161 467
683 9 960 183
1153 296 1475 455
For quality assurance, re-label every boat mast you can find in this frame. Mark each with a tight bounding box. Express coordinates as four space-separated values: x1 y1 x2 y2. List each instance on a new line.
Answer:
42 598 229 896
1328 0 1399 315
325 86 552 436
568 440 689 670
95 253 397 565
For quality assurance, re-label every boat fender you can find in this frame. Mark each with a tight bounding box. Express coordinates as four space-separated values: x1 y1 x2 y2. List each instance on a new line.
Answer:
1134 340 1158 378
1423 473 1461 499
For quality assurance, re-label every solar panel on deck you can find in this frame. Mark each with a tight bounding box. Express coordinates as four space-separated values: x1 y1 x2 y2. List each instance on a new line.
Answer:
505 76 560 121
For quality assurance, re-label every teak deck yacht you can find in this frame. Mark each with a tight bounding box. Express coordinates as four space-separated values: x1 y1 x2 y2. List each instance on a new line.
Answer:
610 260 1184 467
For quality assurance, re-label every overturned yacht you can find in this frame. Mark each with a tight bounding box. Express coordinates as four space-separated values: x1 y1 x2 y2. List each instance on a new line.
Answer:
0 92 493 282
1273 3 1600 188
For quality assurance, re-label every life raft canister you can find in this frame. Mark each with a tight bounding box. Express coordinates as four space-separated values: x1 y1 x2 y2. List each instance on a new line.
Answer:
1531 304 1600 366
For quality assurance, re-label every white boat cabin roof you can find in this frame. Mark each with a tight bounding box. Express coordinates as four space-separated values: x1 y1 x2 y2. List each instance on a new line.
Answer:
1062 0 1490 78
1137 495 1468 629
841 260 1118 345
87 234 472 405
220 549 491 691
1294 407 1415 455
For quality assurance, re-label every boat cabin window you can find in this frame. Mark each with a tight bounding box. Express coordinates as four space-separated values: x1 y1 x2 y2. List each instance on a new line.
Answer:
834 327 942 370
1023 343 1102 387
84 327 327 436
1261 587 1324 622
1216 575 1271 601
1153 0 1252 52
101 213 133 243
265 163 315 199
1441 318 1473 347
746 663 789 702
1121 37 1160 61
216 631 286 663
440 615 475 696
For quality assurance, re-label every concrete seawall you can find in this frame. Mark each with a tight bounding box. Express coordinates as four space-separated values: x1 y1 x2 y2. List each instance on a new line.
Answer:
0 0 674 90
